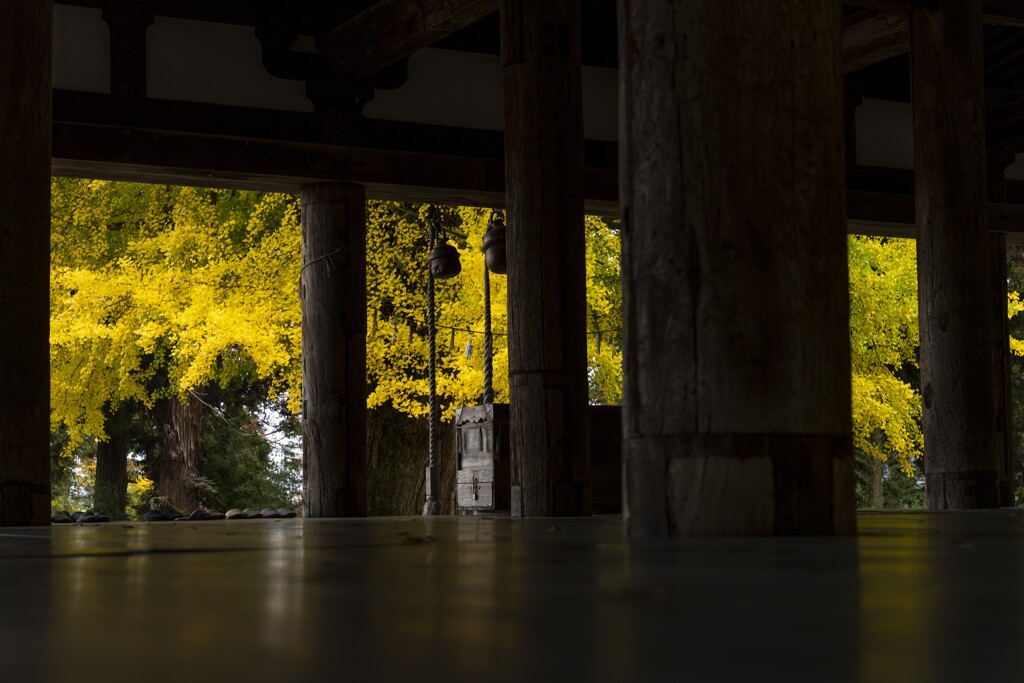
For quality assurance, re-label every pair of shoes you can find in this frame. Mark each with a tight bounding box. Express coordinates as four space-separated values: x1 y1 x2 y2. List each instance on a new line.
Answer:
144 509 184 521
51 511 74 524
76 511 110 523
184 509 225 521
225 508 246 520
277 508 297 518
241 508 263 519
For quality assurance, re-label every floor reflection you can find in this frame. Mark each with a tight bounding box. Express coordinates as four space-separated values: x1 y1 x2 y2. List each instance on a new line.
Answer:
858 512 1024 682
7 513 1024 681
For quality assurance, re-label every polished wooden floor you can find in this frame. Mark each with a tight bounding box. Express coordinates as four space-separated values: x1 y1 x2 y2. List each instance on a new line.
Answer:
1 512 1022 682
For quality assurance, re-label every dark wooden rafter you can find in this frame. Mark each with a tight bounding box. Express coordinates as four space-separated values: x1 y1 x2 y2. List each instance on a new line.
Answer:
47 97 1024 236
985 0 1024 29
842 10 909 73
50 120 620 213
324 0 498 80
58 0 371 33
842 2 1024 74
983 26 1024 78
844 0 1024 19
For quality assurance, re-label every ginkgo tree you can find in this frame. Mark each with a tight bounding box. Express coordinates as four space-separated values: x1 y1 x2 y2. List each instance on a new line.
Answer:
847 235 922 473
51 179 303 512
62 179 996 514
51 180 302 447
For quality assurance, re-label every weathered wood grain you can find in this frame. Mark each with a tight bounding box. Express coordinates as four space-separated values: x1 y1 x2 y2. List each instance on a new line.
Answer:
0 0 52 526
326 0 498 80
843 10 910 74
502 0 591 517
620 0 854 537
913 0 1002 509
301 183 367 517
158 393 206 512
989 152 1016 505
95 403 131 518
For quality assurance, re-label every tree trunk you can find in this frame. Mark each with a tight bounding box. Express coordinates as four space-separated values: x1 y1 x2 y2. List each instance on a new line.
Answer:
95 403 131 518
869 458 884 509
912 0 1001 509
158 393 206 511
620 0 854 537
0 0 51 526
301 183 367 517
366 406 456 515
502 0 591 516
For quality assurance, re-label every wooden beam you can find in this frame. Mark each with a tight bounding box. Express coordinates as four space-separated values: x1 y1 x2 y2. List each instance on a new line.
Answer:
50 120 619 213
843 1 935 10
842 10 909 73
984 0 1024 28
839 0 1024 74
325 0 498 80
842 1 1024 30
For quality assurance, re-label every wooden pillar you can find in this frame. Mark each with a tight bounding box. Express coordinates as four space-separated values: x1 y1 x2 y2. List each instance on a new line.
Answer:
988 149 1015 506
620 0 854 537
301 183 367 517
912 0 1001 509
501 0 591 516
991 231 1014 506
0 0 52 526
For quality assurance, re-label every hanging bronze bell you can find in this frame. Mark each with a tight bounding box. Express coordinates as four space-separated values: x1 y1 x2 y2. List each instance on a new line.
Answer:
429 239 462 279
482 216 507 274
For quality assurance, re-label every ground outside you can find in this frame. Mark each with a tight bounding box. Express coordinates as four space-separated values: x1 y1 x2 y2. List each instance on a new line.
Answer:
1 512 1022 682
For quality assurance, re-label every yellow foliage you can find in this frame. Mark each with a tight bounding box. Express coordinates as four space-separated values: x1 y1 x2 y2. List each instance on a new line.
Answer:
848 236 1024 473
50 180 302 453
366 205 622 419
848 236 921 472
52 182 624 449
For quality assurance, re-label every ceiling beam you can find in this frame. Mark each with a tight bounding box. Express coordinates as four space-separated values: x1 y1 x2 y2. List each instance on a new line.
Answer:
47 121 1024 237
842 1 935 10
51 121 619 214
985 0 1024 29
843 1 1024 26
842 10 909 73
841 0 1024 74
324 0 498 80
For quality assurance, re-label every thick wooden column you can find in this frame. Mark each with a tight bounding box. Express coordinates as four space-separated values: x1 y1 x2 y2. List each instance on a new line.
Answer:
501 0 591 516
989 150 1015 506
620 0 854 537
912 1 1000 509
0 0 52 526
301 183 367 517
